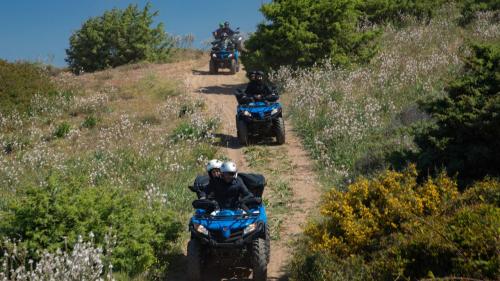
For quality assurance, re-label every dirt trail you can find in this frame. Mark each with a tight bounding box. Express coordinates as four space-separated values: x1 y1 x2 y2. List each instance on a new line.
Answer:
179 59 321 281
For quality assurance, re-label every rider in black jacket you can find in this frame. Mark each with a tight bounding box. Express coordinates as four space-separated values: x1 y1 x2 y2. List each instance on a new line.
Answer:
195 159 223 199
241 71 278 103
213 21 235 40
200 161 253 209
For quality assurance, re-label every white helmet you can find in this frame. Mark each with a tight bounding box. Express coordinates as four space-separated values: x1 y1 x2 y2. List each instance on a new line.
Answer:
221 161 238 178
206 159 223 173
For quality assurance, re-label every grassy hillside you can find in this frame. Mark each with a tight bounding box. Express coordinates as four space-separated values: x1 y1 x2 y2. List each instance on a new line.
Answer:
0 59 217 279
271 4 500 281
273 4 499 188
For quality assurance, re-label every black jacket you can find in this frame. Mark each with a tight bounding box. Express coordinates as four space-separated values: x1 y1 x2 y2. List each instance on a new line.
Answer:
244 81 274 98
201 177 253 209
213 27 235 39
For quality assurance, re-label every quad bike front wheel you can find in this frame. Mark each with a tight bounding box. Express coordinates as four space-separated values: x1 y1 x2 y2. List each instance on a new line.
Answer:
252 237 268 281
237 119 249 146
187 239 202 281
209 59 218 74
273 117 286 145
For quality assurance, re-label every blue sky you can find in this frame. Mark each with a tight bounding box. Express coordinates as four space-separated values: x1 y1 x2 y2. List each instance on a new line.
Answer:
0 1 269 66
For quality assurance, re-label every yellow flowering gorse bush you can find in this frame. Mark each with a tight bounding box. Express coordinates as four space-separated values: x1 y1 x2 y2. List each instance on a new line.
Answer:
305 165 459 256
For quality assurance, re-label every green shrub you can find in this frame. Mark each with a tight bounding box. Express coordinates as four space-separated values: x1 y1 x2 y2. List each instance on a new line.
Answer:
415 42 500 187
242 0 379 71
66 3 173 74
0 60 56 114
53 121 71 138
82 115 98 128
291 167 500 280
0 172 182 276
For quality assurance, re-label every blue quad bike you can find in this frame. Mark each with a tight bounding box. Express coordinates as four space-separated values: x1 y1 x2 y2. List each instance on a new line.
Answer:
187 174 270 281
235 90 285 146
209 31 242 75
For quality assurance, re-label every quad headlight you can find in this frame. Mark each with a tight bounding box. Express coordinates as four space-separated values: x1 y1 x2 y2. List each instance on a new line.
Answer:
193 224 209 236
228 53 233 58
243 223 257 235
271 108 279 115
212 53 217 58
242 110 252 117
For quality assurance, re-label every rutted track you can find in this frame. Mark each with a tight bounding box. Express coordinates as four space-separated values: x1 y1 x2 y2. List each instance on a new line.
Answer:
176 59 321 281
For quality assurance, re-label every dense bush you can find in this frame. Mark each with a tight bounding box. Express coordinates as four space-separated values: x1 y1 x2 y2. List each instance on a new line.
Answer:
0 60 56 114
0 172 182 276
66 3 173 74
414 42 500 187
291 166 500 280
242 0 379 71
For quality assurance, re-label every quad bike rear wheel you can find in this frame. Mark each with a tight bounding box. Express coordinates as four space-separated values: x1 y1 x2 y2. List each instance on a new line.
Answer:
252 238 268 281
273 117 286 145
237 119 249 146
187 239 202 281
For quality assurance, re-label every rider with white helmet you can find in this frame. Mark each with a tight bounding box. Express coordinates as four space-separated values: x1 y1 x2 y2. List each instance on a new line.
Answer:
206 159 223 179
221 161 238 180
201 160 253 209
196 159 223 199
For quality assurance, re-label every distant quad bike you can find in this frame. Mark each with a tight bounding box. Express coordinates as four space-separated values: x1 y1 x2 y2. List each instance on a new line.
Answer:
234 89 285 146
187 174 270 281
209 30 242 75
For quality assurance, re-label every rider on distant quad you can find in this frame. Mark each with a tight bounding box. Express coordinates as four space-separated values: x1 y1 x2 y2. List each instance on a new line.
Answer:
213 21 236 40
239 71 278 104
199 161 254 209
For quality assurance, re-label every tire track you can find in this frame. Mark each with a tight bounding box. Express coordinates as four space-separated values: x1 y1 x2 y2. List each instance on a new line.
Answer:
177 60 321 281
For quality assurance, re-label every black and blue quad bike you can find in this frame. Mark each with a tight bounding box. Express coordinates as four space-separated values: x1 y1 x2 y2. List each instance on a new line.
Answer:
187 174 270 281
209 32 241 75
234 90 285 146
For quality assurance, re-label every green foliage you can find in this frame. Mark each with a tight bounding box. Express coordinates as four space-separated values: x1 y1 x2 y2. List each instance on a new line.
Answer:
0 172 182 276
458 0 500 24
415 42 500 186
53 121 71 138
291 167 500 280
82 115 98 128
0 60 56 114
357 0 446 25
66 3 173 73
243 0 449 72
171 117 219 142
243 0 379 71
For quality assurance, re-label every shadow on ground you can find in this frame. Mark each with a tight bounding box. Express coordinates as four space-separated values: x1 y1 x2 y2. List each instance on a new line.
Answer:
213 133 282 149
197 83 247 96
166 253 290 281
213 133 242 149
192 69 237 76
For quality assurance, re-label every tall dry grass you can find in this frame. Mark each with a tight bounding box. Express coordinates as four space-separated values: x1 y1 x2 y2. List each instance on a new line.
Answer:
271 4 499 187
